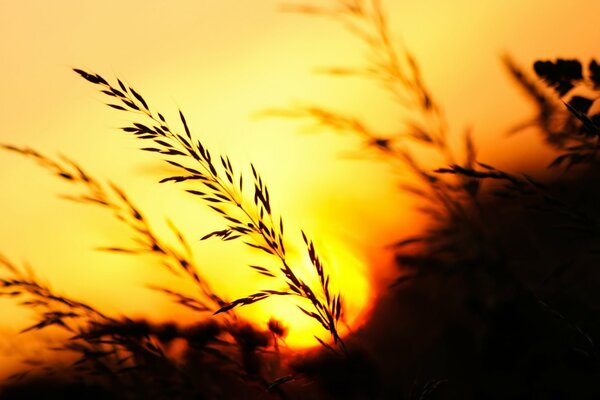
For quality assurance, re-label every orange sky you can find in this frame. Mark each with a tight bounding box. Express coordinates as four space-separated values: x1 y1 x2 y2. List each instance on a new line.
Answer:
2 0 600 379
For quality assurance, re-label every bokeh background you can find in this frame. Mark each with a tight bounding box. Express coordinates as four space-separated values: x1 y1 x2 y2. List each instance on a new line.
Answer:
1 0 600 380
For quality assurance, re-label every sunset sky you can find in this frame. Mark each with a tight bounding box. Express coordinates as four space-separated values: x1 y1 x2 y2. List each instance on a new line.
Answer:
2 0 600 380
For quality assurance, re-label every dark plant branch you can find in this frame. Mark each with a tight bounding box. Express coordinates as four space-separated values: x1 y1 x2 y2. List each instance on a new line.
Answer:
1 144 225 313
72 69 345 350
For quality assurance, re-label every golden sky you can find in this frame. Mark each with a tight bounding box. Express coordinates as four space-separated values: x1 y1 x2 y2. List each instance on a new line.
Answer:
1 0 600 378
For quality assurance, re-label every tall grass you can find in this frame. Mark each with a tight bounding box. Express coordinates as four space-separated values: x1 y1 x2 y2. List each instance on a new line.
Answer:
0 67 352 396
0 150 289 398
70 69 345 351
269 0 487 284
3 0 600 399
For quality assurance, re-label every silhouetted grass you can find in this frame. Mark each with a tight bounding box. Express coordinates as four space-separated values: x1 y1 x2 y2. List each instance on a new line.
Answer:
269 1 600 398
1 145 225 313
3 0 600 399
71 68 345 352
0 30 353 398
0 80 350 397
269 0 487 288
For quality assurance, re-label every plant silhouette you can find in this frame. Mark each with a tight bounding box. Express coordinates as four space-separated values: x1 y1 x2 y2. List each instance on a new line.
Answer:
3 1 600 399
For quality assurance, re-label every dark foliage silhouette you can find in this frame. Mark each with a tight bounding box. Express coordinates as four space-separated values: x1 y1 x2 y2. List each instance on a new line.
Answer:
3 1 600 399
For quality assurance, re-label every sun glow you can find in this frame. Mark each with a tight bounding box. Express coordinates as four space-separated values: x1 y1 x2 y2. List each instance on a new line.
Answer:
233 234 373 349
